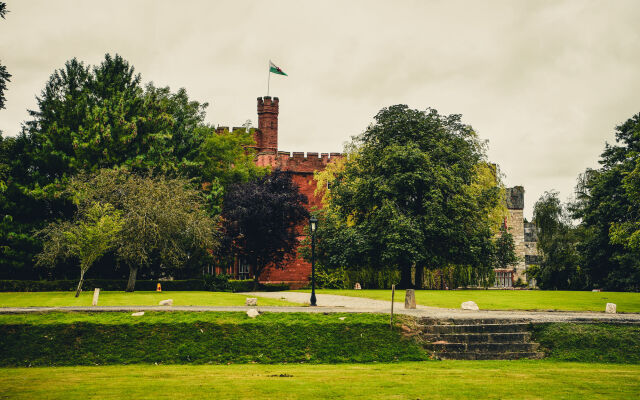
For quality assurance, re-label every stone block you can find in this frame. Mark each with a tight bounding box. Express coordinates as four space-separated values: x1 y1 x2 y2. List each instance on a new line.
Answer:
405 289 416 309
246 309 259 318
131 312 145 317
92 288 100 306
159 299 173 306
246 297 257 306
606 303 617 314
461 301 479 311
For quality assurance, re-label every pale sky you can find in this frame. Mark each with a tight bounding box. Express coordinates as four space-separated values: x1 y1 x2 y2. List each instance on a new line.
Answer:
1 0 640 218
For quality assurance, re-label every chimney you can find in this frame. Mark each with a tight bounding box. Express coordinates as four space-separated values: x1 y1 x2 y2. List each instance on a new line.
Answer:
256 96 279 153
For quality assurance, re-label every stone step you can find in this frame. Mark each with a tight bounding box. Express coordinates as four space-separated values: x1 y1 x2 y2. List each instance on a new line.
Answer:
433 352 545 361
420 318 529 326
421 323 531 334
424 342 540 353
423 332 531 343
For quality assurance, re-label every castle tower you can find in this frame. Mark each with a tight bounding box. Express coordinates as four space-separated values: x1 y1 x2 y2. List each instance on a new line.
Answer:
256 96 279 154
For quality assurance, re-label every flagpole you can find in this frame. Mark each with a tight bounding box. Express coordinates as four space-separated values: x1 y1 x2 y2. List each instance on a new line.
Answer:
267 63 271 96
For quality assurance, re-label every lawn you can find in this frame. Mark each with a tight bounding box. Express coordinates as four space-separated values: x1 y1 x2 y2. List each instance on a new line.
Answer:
1 361 639 399
0 291 301 307
294 289 640 312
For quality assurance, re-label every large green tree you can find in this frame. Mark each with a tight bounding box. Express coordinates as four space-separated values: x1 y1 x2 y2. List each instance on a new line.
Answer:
68 169 218 291
572 113 640 291
321 105 500 288
531 191 584 290
0 54 260 279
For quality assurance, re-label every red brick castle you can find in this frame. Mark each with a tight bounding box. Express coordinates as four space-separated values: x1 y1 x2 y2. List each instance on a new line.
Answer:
223 97 343 288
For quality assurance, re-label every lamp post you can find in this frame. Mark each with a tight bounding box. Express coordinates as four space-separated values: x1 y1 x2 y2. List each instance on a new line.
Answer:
309 216 318 306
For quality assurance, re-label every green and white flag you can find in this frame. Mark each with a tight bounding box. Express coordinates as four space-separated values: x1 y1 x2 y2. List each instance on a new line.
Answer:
269 60 287 76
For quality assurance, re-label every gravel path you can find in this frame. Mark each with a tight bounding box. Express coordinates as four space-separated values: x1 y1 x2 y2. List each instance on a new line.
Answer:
1 292 640 323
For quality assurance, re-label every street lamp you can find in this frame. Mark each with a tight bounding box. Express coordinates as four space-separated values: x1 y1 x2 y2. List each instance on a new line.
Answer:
309 216 318 306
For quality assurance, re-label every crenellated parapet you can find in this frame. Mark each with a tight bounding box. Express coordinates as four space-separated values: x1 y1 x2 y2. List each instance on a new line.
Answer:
275 151 343 173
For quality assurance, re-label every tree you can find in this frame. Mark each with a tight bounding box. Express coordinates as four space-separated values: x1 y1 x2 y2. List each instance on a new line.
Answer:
197 128 268 215
572 113 640 290
36 202 123 296
0 2 10 111
320 105 500 288
221 170 308 287
610 158 640 253
532 191 584 290
22 54 202 188
494 225 519 270
69 169 218 291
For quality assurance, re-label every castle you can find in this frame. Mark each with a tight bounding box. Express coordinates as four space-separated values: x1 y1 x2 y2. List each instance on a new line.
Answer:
217 97 343 288
219 96 537 288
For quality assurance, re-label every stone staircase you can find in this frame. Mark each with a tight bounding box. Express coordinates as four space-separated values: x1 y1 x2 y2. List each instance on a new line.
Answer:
419 318 544 360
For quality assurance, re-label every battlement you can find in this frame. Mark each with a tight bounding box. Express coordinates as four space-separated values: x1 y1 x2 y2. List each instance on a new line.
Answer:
276 151 343 173
257 96 279 112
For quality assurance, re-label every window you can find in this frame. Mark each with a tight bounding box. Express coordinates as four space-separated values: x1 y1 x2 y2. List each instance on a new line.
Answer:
239 258 250 280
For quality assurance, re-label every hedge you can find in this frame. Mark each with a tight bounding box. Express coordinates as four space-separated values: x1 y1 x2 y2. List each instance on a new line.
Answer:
0 279 289 292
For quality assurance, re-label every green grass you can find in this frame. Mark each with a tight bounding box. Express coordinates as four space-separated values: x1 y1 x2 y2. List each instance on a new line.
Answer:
1 361 639 399
0 291 301 307
0 312 427 366
294 289 640 312
533 323 640 363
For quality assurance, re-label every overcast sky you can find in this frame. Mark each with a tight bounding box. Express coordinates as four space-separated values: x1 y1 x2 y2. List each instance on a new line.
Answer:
1 0 640 218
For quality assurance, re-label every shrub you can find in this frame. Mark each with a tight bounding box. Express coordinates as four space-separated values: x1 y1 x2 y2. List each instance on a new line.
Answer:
203 274 232 292
0 279 205 292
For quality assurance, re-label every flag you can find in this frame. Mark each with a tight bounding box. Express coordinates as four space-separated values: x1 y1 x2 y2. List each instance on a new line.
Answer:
269 60 287 76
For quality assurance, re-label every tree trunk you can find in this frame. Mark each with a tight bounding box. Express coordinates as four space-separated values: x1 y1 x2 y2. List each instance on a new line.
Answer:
399 264 413 289
126 266 138 292
415 265 424 289
75 270 85 298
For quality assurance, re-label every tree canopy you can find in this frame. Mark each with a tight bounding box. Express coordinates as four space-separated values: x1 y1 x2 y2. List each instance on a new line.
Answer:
572 113 640 290
221 170 308 286
315 105 502 288
0 54 262 279
66 169 218 291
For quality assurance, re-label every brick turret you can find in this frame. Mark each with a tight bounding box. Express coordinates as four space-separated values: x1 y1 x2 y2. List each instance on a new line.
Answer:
255 96 279 154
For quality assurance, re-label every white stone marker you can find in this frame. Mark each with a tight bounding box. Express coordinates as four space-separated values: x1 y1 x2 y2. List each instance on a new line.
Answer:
159 299 173 306
92 288 100 306
246 309 259 318
461 301 479 311
245 298 257 306
131 312 145 317
405 289 416 309
606 303 617 314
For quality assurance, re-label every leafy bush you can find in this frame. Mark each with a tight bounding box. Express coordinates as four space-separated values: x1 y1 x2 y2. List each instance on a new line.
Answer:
203 274 232 292
0 279 205 292
0 277 289 293
315 266 347 289
228 280 289 292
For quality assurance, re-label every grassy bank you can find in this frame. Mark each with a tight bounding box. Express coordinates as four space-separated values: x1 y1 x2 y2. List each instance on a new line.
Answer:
533 323 640 363
0 312 428 366
0 291 300 307
1 361 639 399
294 289 640 312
